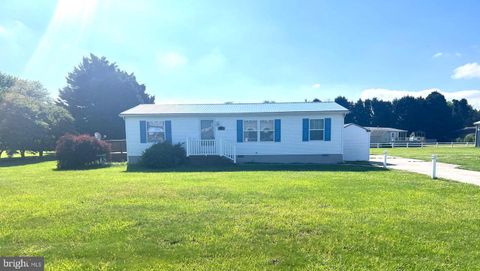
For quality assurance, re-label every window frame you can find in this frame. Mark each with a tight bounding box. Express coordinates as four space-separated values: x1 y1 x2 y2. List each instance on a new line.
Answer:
243 120 259 142
242 119 276 143
146 120 166 143
309 118 325 141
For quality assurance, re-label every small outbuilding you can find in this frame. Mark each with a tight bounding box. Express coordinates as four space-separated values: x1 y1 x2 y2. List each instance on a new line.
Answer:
475 121 480 147
365 126 408 143
343 124 370 161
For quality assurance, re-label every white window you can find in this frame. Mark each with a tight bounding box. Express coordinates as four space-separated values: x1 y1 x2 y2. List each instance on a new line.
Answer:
260 120 274 142
243 120 258 142
147 121 165 143
309 119 324 141
243 120 275 142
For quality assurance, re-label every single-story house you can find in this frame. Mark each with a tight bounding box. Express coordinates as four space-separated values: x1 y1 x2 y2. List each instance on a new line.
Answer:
475 121 480 147
365 126 408 143
120 102 370 164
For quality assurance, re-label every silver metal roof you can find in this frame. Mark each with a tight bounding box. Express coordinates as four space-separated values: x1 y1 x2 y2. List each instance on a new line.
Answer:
120 102 348 116
344 123 370 132
364 127 408 132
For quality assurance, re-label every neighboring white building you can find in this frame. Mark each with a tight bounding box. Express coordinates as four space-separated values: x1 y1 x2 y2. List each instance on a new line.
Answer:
475 121 480 148
343 124 370 161
365 127 408 143
120 102 370 164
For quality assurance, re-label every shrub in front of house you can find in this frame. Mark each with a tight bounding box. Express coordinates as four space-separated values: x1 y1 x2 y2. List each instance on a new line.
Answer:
141 142 186 168
56 134 111 169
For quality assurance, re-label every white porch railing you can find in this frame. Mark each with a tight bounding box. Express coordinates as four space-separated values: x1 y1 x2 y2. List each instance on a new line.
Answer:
185 138 237 163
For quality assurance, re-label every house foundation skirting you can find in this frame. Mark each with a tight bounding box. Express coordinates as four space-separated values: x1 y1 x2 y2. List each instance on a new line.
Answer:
236 154 343 164
128 154 343 164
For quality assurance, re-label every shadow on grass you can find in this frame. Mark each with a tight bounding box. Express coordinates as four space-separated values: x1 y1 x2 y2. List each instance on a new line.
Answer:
126 162 387 173
0 155 56 167
51 163 113 171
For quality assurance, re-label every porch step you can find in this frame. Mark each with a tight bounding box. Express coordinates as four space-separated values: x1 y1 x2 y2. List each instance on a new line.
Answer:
186 138 237 163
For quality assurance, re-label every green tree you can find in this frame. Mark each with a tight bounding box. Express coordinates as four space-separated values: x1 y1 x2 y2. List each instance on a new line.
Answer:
451 99 476 129
0 79 73 157
350 99 371 126
0 72 17 156
393 96 426 133
424 91 452 141
334 96 354 123
0 72 16 95
370 98 395 127
34 104 74 156
58 54 155 139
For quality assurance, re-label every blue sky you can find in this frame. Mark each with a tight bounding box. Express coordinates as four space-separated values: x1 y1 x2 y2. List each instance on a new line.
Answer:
1 0 480 107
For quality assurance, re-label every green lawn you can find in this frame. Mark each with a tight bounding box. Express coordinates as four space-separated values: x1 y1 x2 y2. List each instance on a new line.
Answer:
371 146 480 171
1 159 480 270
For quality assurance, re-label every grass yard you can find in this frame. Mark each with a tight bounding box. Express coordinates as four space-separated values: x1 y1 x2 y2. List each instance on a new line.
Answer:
371 146 480 171
1 159 480 270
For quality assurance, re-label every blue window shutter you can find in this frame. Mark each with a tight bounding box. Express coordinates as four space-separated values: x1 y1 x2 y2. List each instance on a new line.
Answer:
274 119 281 142
165 120 172 143
302 118 309 141
236 120 243 142
140 121 146 143
325 118 331 141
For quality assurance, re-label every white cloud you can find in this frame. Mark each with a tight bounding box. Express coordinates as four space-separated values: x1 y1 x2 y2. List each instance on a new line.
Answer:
0 25 6 36
432 52 462 59
452 62 480 79
311 83 321 88
196 49 227 73
156 51 189 71
360 88 480 109
0 20 30 39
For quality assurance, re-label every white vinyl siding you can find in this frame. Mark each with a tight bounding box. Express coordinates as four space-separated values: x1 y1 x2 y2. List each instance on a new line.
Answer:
343 125 370 161
124 113 344 157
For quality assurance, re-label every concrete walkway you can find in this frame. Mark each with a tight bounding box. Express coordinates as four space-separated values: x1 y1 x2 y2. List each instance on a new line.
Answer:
370 155 480 186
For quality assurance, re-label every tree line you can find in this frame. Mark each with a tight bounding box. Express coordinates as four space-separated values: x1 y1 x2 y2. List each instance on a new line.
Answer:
1 53 479 157
332 92 480 141
0 54 155 157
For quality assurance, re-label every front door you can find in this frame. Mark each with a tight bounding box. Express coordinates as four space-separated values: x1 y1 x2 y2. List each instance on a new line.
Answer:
200 120 216 154
200 120 215 140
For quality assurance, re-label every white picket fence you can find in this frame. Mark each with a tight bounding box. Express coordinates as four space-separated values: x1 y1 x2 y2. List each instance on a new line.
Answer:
370 141 475 148
185 138 237 163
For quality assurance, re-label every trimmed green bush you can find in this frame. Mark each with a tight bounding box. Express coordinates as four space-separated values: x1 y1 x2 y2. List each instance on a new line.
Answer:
141 142 186 168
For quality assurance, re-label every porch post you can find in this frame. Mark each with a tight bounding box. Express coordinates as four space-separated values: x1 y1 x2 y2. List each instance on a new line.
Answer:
233 144 237 164
219 138 223 156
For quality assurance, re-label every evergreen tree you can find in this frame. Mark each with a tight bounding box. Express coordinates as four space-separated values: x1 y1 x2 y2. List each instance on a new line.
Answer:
58 54 155 139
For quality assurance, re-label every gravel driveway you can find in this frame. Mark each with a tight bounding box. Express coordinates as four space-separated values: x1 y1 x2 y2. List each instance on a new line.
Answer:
370 155 480 186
